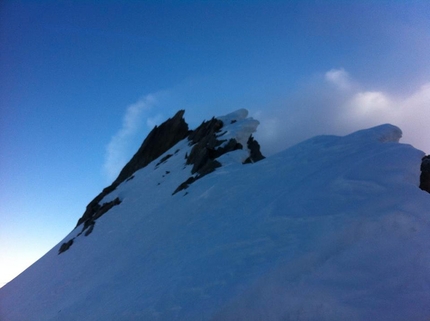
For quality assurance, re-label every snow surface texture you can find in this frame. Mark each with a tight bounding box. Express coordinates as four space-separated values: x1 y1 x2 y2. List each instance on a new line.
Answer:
1 111 430 321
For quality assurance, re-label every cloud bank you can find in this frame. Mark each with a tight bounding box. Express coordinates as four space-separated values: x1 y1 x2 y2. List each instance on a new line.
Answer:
104 69 429 182
254 68 430 156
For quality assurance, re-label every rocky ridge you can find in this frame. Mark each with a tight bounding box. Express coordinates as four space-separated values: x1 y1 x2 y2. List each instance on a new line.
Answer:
60 109 264 253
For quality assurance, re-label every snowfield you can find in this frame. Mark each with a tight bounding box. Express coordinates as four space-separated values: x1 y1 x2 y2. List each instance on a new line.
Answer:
1 111 429 321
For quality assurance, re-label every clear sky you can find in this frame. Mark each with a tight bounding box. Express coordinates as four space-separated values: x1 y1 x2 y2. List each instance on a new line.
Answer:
1 0 429 287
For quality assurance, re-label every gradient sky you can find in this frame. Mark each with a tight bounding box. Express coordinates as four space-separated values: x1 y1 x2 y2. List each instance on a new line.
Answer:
1 0 429 286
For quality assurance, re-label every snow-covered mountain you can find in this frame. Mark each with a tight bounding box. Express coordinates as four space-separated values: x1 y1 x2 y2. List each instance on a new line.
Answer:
1 109 430 321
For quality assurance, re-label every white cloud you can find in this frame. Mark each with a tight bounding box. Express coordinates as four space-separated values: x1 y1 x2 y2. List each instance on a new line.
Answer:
103 94 161 181
103 70 429 181
325 68 353 91
347 91 391 118
253 69 430 156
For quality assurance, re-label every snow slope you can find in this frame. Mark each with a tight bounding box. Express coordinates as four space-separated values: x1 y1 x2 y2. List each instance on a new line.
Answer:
1 111 430 321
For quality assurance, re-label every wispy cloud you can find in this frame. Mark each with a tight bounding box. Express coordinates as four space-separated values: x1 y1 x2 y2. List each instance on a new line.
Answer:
253 68 430 155
345 82 430 152
325 68 353 91
103 94 164 181
104 69 429 180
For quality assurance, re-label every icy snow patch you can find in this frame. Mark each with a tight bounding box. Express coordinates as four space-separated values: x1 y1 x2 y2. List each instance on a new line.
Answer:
216 109 260 152
217 108 249 124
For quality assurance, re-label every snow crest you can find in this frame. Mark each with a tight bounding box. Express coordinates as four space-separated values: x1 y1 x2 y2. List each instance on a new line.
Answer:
345 123 402 143
216 109 260 155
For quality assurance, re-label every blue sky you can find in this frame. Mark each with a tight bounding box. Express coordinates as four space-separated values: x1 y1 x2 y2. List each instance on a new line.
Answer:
1 0 429 286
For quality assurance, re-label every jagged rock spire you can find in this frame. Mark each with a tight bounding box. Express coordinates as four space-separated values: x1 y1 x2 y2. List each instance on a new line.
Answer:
113 110 189 186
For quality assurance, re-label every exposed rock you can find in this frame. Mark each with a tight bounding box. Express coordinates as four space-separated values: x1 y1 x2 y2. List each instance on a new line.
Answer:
84 222 95 236
155 154 173 167
188 117 223 145
76 109 264 227
114 110 189 185
174 116 260 194
173 176 197 195
420 155 430 193
173 118 226 194
243 135 265 164
76 110 189 228
186 118 243 176
186 119 223 174
81 198 121 232
58 239 74 254
93 198 121 221
76 184 117 227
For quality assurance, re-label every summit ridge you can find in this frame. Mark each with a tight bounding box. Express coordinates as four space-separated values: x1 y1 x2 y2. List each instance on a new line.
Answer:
1 110 430 321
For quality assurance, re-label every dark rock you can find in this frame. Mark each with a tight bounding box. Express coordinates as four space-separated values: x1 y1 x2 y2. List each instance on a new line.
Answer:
173 176 196 194
196 159 222 177
114 110 189 185
420 155 430 193
173 118 225 194
155 154 173 167
58 239 74 254
243 135 265 164
174 120 244 194
84 222 95 236
77 198 121 239
186 118 225 175
76 182 119 227
76 110 188 228
76 110 265 226
188 117 223 145
93 197 121 221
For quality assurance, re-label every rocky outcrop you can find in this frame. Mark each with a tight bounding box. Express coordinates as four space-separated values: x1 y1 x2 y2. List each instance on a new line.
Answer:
173 116 263 194
173 118 231 194
61 109 265 254
420 155 430 193
113 110 189 186
73 109 264 235
60 197 122 253
76 110 189 228
185 117 245 176
244 135 265 164
64 111 189 253
82 197 122 230
58 239 74 254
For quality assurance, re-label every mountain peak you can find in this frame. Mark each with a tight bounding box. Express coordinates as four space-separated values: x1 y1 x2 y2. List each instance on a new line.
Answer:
3 114 430 321
73 109 264 242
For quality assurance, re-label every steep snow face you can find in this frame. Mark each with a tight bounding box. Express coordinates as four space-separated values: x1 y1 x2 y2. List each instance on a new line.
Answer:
1 119 430 321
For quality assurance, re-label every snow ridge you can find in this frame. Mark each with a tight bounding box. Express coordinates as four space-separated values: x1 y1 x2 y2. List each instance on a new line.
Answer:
1 112 429 321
